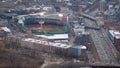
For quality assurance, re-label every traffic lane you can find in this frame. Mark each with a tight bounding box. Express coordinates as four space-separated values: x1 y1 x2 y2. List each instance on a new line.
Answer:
85 19 111 63
90 30 109 63
97 31 116 64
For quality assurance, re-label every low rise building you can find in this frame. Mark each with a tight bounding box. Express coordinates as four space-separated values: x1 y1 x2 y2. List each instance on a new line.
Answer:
6 36 87 58
73 25 90 46
108 30 120 49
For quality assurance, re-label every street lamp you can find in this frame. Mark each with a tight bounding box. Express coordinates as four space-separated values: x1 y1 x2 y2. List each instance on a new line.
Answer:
58 13 72 30
58 13 69 24
67 15 69 25
58 13 63 21
39 12 45 30
39 21 44 30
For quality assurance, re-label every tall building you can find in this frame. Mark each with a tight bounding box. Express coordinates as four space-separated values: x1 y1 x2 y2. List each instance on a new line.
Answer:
99 0 107 12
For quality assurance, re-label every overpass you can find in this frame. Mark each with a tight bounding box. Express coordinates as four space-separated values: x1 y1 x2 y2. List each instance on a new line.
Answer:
80 13 96 22
80 13 100 30
84 26 100 30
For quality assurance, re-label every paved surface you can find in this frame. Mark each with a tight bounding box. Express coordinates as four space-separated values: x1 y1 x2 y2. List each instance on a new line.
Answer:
85 17 118 64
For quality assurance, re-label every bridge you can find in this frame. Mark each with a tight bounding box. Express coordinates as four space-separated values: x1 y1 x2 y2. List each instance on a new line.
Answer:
84 26 100 30
80 13 100 30
80 13 96 22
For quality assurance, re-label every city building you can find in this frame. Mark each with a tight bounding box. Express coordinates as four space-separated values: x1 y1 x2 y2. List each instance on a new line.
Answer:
6 36 87 58
99 0 107 12
108 30 120 52
96 16 104 27
73 24 90 46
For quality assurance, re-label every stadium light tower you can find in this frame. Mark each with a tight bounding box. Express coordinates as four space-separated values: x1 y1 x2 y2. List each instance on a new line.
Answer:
39 12 45 30
58 13 63 17
58 13 69 25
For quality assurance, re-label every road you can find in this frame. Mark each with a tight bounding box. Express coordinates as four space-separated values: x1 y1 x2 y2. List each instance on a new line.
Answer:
101 28 119 63
85 19 118 64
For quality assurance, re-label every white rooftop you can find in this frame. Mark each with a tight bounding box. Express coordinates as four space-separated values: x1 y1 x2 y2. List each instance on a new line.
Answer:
81 46 87 49
22 38 71 49
1 27 11 32
35 34 68 40
109 30 120 39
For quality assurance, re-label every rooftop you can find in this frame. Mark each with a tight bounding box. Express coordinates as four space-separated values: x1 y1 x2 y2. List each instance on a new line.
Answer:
109 30 120 39
1 27 11 32
34 34 68 40
23 38 71 49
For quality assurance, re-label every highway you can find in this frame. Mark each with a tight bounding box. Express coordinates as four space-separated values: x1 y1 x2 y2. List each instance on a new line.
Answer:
101 28 119 63
84 18 118 64
85 20 109 63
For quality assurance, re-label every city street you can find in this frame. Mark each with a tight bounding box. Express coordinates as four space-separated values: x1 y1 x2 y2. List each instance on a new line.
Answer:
85 18 118 64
